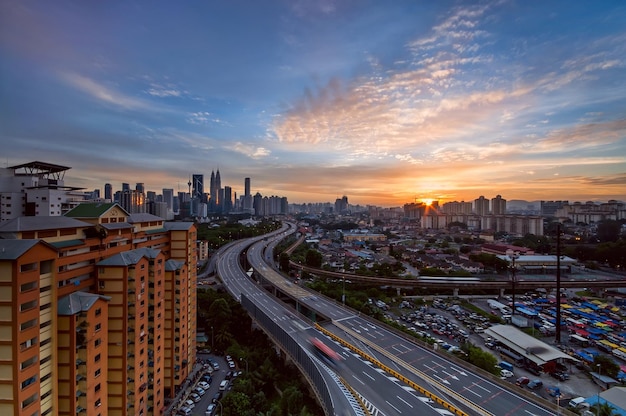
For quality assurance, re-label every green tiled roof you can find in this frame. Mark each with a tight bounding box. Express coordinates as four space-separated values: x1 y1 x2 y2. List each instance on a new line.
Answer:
49 239 84 248
65 202 126 218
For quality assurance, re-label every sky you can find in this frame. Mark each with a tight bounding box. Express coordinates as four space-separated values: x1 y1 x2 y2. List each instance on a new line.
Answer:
1 1 625 207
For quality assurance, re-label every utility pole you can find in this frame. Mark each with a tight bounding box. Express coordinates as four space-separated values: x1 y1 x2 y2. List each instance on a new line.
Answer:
510 253 519 316
556 223 562 345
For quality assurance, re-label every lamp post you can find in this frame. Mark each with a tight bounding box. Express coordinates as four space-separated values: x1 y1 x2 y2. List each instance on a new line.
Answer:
239 357 248 373
509 253 519 316
211 326 214 352
596 364 601 416
342 277 345 305
217 399 223 416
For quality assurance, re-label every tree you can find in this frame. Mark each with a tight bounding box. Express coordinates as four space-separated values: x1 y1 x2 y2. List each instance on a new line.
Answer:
279 252 290 272
305 249 323 268
590 401 619 416
594 354 621 379
597 220 621 242
281 385 304 415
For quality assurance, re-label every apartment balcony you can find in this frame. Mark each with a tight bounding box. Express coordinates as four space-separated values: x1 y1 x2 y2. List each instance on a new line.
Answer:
76 406 87 414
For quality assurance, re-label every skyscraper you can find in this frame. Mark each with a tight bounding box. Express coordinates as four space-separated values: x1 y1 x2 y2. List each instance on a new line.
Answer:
474 196 490 216
163 188 174 211
104 183 112 201
491 194 507 215
192 174 203 201
244 177 250 197
223 186 232 213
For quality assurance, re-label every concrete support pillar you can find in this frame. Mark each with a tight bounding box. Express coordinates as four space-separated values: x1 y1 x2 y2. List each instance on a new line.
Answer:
397 287 401 296
453 288 459 298
500 288 505 298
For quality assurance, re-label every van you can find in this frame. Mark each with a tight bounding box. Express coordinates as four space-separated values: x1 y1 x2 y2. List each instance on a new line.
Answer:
219 380 229 391
498 361 514 372
568 397 590 410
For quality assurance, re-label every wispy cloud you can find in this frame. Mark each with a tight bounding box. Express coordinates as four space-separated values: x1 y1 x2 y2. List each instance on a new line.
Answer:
59 72 158 111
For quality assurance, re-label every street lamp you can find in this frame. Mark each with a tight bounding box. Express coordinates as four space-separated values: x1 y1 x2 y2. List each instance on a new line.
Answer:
211 326 214 352
239 357 248 373
342 277 345 305
596 364 601 416
509 253 519 315
216 399 223 416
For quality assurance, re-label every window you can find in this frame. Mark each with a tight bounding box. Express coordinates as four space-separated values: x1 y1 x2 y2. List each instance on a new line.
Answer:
20 262 37 272
21 392 38 409
21 375 37 389
20 319 37 331
20 300 37 312
95 398 101 408
94 338 102 347
20 337 37 351
95 308 102 316
20 356 37 370
20 281 37 292
95 369 101 378
95 323 101 332
95 383 101 392
40 356 51 365
95 354 101 363
99 281 105 289
39 302 51 311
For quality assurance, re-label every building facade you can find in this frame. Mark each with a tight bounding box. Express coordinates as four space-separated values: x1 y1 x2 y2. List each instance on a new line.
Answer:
0 203 197 415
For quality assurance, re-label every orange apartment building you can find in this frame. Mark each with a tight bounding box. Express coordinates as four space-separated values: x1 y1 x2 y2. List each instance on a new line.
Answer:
0 202 197 415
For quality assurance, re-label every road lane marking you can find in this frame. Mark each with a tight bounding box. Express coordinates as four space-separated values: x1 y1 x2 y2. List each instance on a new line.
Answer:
397 395 413 408
386 400 402 414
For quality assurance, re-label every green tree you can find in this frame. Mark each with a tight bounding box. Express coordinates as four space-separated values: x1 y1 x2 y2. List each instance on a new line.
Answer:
305 249 323 268
590 401 619 416
279 252 290 272
222 391 254 416
594 355 621 379
281 385 304 415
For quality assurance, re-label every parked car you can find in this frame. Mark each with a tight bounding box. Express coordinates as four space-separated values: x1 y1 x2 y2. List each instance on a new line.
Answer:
190 392 202 403
551 371 569 381
183 399 195 409
515 376 530 386
527 379 543 390
212 392 222 403
205 404 217 416
500 369 514 379
193 387 205 396
198 381 210 390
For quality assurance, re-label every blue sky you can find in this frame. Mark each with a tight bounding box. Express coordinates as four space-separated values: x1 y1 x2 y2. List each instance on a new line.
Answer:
1 0 625 206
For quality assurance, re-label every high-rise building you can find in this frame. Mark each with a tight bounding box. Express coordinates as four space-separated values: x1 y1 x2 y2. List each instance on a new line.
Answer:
491 195 507 215
192 174 203 201
104 183 113 201
0 161 88 221
163 189 174 211
136 183 145 193
223 186 232 213
244 177 250 197
0 203 197 415
474 196 490 216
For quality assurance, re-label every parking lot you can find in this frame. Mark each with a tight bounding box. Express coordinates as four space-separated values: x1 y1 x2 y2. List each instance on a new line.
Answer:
172 354 239 416
393 295 610 408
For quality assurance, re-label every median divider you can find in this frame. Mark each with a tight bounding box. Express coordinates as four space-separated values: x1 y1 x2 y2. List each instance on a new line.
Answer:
315 322 493 416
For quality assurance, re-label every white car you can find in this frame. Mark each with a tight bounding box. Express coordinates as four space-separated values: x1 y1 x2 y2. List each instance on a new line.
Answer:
183 399 195 409
500 369 514 379
198 381 210 390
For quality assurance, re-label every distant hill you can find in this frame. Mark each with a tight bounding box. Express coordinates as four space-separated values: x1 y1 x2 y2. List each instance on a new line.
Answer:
507 200 540 211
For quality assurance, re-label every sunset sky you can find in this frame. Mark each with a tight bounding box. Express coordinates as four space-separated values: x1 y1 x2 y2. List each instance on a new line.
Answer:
1 1 625 207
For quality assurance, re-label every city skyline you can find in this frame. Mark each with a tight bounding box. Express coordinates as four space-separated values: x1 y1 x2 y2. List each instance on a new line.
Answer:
1 1 625 206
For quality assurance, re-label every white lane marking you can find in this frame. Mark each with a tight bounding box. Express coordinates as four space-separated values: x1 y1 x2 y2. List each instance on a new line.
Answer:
441 370 459 380
397 395 414 408
449 365 468 376
472 382 491 393
352 376 365 386
362 371 376 381
386 400 402 414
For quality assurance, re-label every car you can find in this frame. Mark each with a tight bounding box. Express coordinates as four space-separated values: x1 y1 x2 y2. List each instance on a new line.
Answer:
194 387 205 396
228 360 236 369
183 399 195 409
211 361 220 370
190 392 201 403
205 404 217 416
500 369 514 379
177 407 192 416
202 374 213 384
551 371 569 381
198 381 210 390
515 376 530 386
527 379 543 390
212 392 222 403
225 371 233 380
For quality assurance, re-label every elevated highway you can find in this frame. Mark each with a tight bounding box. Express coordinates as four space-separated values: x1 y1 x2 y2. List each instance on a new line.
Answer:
215 223 569 416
